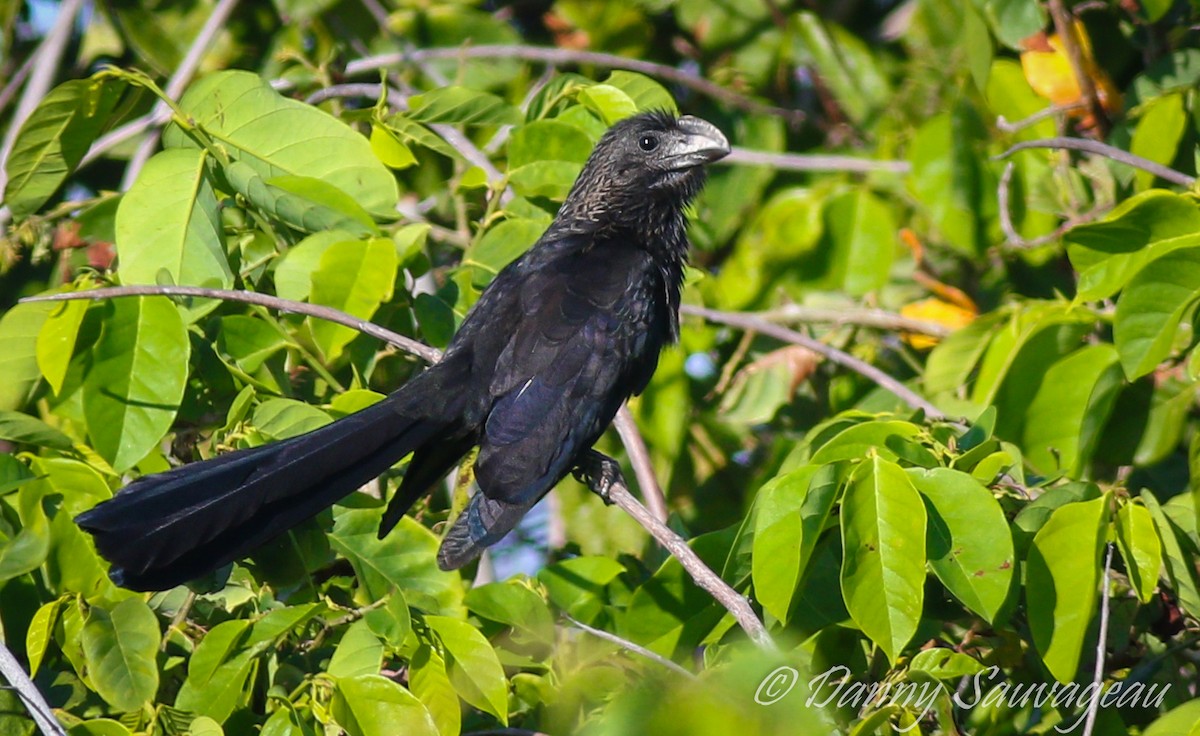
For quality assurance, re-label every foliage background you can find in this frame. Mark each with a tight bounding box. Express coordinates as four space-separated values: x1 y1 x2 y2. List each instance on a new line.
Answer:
2 0 1200 734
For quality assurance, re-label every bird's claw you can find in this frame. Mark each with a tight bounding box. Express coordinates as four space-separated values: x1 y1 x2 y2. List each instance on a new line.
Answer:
573 451 624 506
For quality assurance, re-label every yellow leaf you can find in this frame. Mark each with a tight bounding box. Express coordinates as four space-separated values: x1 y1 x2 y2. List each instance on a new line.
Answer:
1019 23 1121 117
901 298 976 350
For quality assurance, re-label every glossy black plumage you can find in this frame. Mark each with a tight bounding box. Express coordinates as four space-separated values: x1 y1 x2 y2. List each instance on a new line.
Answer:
76 112 730 590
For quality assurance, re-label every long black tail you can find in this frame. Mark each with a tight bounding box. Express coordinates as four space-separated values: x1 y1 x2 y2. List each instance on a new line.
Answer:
77 368 456 591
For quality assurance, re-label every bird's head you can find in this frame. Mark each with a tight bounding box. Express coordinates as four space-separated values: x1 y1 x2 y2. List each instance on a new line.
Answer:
555 111 730 234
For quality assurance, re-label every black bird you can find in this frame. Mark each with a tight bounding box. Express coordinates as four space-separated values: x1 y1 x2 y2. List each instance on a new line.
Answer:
77 111 730 591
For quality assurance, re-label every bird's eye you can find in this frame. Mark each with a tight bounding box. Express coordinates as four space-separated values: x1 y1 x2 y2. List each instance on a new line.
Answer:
638 135 659 152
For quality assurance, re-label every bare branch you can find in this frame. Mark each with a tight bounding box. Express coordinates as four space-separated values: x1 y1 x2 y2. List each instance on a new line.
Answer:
563 614 696 678
613 406 668 523
753 303 950 337
1082 543 1114 736
996 138 1196 189
680 304 946 419
120 0 242 189
1047 0 1109 138
0 641 66 736
996 162 1106 250
324 45 805 125
0 0 87 194
21 285 774 647
995 102 1087 134
722 147 909 175
21 285 443 364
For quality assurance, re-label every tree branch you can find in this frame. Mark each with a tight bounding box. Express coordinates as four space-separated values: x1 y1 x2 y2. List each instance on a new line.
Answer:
120 0 242 189
613 406 669 523
21 285 774 648
680 304 945 419
722 147 909 175
996 161 1105 249
1082 543 1114 736
563 614 696 678
753 303 950 337
322 45 805 125
1047 0 1109 138
0 642 66 736
996 138 1196 189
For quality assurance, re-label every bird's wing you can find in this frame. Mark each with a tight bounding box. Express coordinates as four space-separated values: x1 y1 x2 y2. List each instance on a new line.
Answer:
474 239 664 506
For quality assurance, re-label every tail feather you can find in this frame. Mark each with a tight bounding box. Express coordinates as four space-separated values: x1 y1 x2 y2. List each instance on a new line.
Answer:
436 492 531 570
77 373 453 591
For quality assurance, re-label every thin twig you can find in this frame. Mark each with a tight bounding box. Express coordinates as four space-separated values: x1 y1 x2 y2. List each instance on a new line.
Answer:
1082 543 1114 736
20 285 443 364
120 0 242 189
680 304 946 419
995 102 1087 134
603 477 775 650
563 614 696 678
1047 0 1109 138
753 303 950 337
722 147 909 175
996 138 1196 189
613 407 668 523
303 45 806 125
0 50 38 119
0 0 86 195
465 730 549 736
997 162 1106 249
20 286 773 647
0 642 66 736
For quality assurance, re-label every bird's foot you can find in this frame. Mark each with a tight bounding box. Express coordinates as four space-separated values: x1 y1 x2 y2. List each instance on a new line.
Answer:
572 450 625 505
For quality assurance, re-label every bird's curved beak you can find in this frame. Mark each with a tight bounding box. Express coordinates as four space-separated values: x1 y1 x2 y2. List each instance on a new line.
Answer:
667 116 731 170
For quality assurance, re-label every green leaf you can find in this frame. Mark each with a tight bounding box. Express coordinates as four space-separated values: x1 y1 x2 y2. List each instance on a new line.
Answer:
370 125 417 170
602 71 678 114
823 188 896 296
81 598 161 712
908 106 989 257
3 75 128 220
507 161 582 200
310 237 399 361
839 456 927 664
25 597 62 678
37 297 91 395
407 87 521 126
1142 490 1200 619
252 398 331 440
538 556 626 624
982 0 1046 49
791 12 890 124
332 675 439 736
217 316 287 372
408 644 460 736
163 70 398 217
328 620 384 679
1130 93 1187 191
1019 344 1123 475
175 619 260 722
364 593 412 649
1066 190 1200 303
908 648 984 679
115 148 231 290
1115 501 1164 605
83 297 190 472
188 717 224 736
0 301 53 411
329 509 464 615
425 616 508 725
463 218 545 289
507 120 595 169
0 410 74 450
221 160 377 237
908 468 1013 623
1026 494 1108 683
464 581 555 646
380 114 461 160
1113 245 1200 379
924 311 1005 396
577 84 638 124
0 482 51 581
751 465 839 622
271 230 359 302
1142 698 1200 736
809 420 924 465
